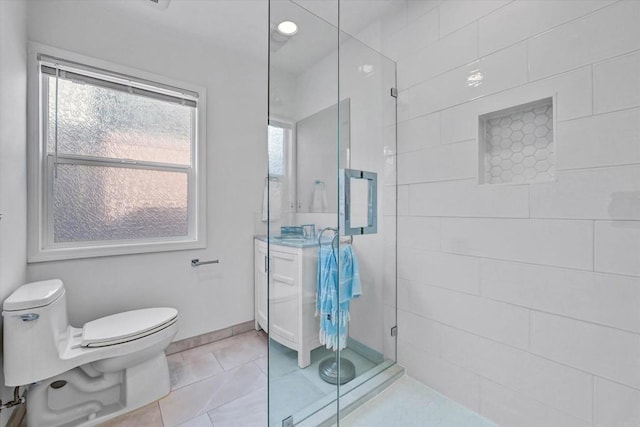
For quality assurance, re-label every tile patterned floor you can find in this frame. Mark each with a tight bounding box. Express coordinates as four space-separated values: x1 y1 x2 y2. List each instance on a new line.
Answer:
338 376 498 427
100 331 268 427
100 333 495 427
100 330 381 427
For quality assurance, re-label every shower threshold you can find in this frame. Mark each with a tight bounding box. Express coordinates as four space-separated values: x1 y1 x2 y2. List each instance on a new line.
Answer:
294 361 404 427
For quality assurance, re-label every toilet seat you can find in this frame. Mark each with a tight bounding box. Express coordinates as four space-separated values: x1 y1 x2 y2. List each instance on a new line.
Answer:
81 307 178 348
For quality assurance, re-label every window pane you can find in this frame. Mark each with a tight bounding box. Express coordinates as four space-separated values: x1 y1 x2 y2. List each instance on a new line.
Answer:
268 125 285 176
52 163 188 243
47 76 192 165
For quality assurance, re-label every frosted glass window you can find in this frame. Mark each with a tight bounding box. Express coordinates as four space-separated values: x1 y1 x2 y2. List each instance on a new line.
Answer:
31 53 203 261
46 77 192 165
52 163 188 243
268 125 285 176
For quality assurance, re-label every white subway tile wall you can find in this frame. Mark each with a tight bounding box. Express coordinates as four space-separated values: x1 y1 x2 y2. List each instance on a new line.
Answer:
385 0 640 425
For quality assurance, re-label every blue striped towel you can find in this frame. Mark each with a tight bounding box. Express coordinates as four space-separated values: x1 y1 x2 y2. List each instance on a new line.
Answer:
316 244 362 351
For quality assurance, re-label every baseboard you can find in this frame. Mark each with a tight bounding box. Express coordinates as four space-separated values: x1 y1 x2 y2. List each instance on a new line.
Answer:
165 320 255 355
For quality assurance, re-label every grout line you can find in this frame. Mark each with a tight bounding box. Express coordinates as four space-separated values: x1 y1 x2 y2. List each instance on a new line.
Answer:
591 46 640 73
558 104 640 124
439 0 514 41
398 137 475 155
400 49 640 125
402 0 624 93
475 378 590 425
398 45 640 125
415 215 595 222
558 161 640 174
397 248 640 280
155 402 166 427
407 311 640 399
554 162 640 174
593 375 640 394
399 176 476 187
410 278 640 335
397 65 587 124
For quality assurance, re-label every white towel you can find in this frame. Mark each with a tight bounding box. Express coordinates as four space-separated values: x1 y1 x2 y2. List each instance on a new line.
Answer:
262 180 281 222
310 180 328 213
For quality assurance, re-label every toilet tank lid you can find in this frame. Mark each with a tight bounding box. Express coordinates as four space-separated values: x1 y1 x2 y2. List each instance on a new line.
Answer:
3 279 65 311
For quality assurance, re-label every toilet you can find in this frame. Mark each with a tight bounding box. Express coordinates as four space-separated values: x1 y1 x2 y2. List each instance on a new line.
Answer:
2 279 178 427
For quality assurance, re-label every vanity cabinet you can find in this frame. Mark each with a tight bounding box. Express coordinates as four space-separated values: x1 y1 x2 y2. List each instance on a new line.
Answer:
254 238 321 368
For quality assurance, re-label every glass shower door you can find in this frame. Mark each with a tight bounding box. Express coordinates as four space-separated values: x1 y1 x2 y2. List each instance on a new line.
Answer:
334 21 398 424
265 1 397 425
266 2 340 425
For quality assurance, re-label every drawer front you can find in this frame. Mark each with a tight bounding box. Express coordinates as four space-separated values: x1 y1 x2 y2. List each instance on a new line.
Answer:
270 281 298 343
270 250 297 284
269 250 299 343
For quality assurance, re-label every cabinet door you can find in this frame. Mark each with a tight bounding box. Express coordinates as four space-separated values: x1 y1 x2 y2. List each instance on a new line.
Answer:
269 250 299 344
254 242 269 329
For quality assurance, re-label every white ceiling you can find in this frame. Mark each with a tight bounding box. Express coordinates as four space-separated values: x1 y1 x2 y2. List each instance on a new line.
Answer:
105 0 401 75
270 0 401 75
107 0 269 64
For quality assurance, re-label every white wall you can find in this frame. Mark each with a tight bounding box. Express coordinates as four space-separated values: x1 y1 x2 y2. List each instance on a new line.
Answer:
0 0 28 300
0 0 28 423
386 1 640 426
25 0 267 341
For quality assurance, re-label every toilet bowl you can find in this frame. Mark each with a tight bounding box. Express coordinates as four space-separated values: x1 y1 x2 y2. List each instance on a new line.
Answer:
2 279 178 427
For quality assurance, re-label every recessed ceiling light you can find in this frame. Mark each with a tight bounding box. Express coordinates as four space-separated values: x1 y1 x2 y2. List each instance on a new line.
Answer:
277 21 298 36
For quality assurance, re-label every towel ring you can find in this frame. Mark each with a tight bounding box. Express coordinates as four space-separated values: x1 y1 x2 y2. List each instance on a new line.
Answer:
317 227 353 250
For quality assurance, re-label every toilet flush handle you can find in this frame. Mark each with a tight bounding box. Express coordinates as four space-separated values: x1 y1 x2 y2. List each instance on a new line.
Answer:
18 313 39 322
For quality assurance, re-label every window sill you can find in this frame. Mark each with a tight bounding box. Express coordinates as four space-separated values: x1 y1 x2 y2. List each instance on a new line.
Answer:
28 238 206 263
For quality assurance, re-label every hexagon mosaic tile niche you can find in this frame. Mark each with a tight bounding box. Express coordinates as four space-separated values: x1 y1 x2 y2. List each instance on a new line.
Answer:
479 98 555 185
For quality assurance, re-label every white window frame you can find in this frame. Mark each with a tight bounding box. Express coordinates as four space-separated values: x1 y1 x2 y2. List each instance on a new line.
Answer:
27 43 207 262
268 118 295 210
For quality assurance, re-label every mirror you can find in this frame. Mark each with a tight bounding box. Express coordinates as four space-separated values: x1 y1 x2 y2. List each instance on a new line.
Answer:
295 99 350 213
340 169 377 235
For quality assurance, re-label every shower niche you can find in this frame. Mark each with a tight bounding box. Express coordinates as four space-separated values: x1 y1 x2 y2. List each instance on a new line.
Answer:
478 97 556 185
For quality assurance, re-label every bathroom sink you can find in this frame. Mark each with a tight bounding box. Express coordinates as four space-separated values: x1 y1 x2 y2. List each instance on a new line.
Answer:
255 234 341 249
256 235 318 248
277 238 306 243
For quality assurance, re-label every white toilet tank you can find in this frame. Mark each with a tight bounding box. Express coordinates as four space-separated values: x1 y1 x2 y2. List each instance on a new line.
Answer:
3 279 70 386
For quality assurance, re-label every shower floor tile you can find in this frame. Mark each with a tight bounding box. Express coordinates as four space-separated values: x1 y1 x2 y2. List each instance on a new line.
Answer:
338 376 497 427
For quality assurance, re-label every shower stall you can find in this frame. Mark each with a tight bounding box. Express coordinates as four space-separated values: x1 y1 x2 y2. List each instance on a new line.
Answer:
263 1 640 426
262 1 400 425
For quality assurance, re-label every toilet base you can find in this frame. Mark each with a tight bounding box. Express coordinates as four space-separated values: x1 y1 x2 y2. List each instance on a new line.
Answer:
26 352 171 427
